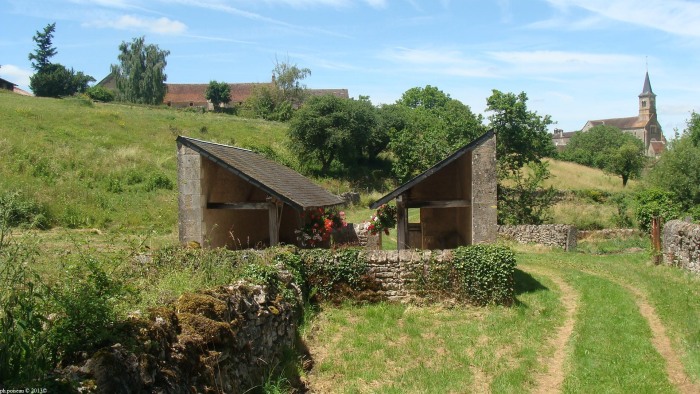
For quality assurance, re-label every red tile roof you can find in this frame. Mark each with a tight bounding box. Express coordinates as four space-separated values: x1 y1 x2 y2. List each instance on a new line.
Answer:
586 116 648 129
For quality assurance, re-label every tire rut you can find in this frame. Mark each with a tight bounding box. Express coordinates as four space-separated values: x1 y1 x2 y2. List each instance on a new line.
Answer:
522 266 578 394
578 268 700 394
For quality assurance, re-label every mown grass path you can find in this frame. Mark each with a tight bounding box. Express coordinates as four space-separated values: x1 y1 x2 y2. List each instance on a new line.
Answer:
524 266 579 394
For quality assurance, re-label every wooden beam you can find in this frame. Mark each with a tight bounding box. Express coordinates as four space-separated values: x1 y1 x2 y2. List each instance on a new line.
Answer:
404 200 471 209
207 202 273 210
396 195 408 250
269 203 279 246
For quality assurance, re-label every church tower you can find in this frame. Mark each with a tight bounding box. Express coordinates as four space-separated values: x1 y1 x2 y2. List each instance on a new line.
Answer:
638 71 657 121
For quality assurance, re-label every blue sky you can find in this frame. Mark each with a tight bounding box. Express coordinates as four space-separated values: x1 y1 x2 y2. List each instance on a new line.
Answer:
2 0 700 138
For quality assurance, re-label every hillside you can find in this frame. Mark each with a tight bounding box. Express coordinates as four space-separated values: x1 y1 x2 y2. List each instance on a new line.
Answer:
0 91 289 233
0 91 635 234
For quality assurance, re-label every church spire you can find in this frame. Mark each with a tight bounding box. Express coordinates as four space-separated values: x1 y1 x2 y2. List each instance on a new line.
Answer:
638 72 656 120
639 71 655 97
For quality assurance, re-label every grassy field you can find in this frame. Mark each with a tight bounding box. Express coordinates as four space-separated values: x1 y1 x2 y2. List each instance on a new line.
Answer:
303 242 700 393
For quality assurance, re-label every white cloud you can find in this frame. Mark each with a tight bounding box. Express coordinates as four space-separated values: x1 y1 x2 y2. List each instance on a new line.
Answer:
381 47 497 78
0 65 33 88
543 0 700 37
487 50 639 74
86 15 187 35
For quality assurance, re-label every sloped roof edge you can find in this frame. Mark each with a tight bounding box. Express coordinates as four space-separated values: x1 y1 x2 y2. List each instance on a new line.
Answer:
370 129 495 209
176 136 343 211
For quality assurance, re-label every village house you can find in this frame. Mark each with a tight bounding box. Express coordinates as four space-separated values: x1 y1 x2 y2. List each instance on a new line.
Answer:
96 74 348 109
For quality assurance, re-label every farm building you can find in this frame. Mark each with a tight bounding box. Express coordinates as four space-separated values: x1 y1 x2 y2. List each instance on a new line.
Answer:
371 130 497 250
177 136 343 249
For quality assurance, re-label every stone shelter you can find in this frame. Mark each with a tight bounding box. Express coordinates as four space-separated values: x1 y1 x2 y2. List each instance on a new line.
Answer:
177 136 343 249
370 130 497 250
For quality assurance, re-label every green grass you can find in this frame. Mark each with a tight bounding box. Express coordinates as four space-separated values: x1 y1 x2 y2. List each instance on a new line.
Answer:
305 245 700 393
0 91 289 233
306 269 563 393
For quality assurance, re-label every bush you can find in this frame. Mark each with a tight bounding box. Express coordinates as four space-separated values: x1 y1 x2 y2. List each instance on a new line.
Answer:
634 188 681 233
453 245 517 306
0 191 51 229
86 86 116 102
0 234 51 384
46 255 134 362
144 173 174 191
299 248 366 298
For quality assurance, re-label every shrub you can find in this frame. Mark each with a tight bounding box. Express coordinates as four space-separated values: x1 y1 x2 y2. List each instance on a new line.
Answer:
46 256 134 362
0 233 51 384
634 188 681 233
0 191 51 229
300 248 366 298
453 245 517 306
145 173 174 191
85 86 115 102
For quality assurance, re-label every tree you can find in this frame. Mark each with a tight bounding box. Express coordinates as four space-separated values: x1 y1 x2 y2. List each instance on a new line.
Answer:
388 86 485 181
205 81 231 111
486 90 555 172
486 90 556 224
28 23 57 72
560 125 644 186
273 58 311 108
647 113 700 210
287 95 376 173
110 36 169 105
30 64 94 97
27 23 94 97
246 59 311 121
608 141 645 187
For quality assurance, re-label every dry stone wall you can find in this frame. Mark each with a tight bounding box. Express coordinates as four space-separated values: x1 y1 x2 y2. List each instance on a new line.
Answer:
359 249 454 301
497 224 577 251
62 279 301 394
662 220 700 275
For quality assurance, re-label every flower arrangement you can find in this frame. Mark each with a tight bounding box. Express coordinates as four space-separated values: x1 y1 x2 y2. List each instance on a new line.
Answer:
295 208 347 247
366 204 397 235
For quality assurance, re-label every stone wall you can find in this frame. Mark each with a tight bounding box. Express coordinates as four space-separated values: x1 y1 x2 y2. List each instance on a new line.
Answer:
662 220 700 275
497 224 577 251
359 249 454 301
62 279 301 394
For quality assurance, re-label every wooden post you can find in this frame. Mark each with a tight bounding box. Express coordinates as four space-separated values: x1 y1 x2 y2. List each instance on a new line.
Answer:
396 195 408 250
651 216 661 265
268 202 279 246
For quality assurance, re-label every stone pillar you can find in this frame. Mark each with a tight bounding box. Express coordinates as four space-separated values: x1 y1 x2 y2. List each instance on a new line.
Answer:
177 142 204 246
471 132 497 243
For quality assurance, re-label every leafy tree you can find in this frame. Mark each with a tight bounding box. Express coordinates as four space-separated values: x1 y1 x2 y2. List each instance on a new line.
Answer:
486 90 555 172
486 90 556 224
27 23 94 97
246 59 311 121
561 125 644 186
205 81 231 112
110 36 169 105
647 113 700 210
28 23 57 72
389 86 485 181
29 64 94 98
273 58 311 108
608 141 645 187
288 95 376 173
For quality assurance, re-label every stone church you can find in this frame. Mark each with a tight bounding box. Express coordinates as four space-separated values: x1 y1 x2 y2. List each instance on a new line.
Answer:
553 72 666 156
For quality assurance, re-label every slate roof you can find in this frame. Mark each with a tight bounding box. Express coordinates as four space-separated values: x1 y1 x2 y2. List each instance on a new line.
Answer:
177 136 343 210
586 116 647 130
639 71 655 97
370 130 495 209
